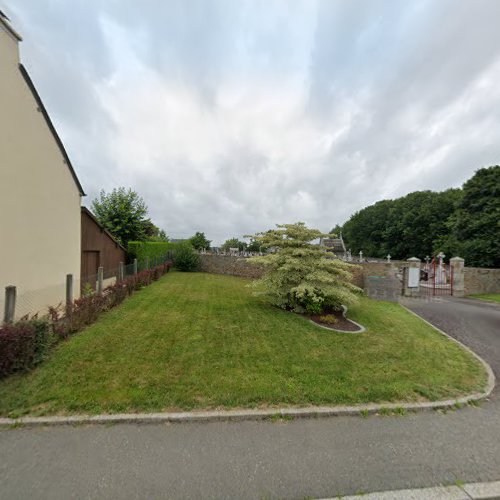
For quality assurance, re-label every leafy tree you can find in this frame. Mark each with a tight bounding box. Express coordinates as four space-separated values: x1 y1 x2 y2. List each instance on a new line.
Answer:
173 242 200 272
329 224 343 236
91 188 148 246
221 238 247 252
340 189 462 260
438 166 500 267
246 239 262 253
248 223 361 314
342 200 394 258
142 219 169 242
189 232 211 251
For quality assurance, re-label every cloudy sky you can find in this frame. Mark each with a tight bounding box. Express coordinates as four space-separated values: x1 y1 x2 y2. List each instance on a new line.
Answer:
7 0 500 244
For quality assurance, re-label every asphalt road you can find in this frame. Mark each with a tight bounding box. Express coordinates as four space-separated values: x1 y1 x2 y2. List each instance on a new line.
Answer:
1 297 499 500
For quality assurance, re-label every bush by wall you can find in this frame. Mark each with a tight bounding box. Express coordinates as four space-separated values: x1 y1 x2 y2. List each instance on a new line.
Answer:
128 241 178 262
0 319 52 378
173 242 200 272
1 261 172 379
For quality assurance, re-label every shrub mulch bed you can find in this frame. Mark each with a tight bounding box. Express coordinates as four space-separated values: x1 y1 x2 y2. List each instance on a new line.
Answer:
309 309 362 332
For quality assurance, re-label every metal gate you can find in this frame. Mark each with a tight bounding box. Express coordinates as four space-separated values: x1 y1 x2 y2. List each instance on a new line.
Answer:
419 254 454 296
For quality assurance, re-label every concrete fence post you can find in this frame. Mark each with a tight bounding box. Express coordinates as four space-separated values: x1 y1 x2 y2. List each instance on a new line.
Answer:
66 274 73 312
404 257 421 297
450 257 465 297
145 257 150 270
97 267 104 295
133 258 138 275
3 285 16 324
118 262 125 281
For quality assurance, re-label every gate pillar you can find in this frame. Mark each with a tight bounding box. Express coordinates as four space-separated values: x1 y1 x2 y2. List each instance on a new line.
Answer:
450 257 465 297
404 257 421 297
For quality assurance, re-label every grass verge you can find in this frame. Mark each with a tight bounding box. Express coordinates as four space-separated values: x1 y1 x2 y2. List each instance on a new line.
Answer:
0 272 487 417
468 293 500 303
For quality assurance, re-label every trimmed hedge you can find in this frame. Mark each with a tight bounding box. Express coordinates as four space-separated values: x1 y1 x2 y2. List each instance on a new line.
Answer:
128 241 178 262
1 261 173 379
50 262 173 340
0 319 52 378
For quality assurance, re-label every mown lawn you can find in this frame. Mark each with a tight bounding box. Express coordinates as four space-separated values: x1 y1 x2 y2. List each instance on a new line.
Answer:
469 293 500 303
0 272 486 417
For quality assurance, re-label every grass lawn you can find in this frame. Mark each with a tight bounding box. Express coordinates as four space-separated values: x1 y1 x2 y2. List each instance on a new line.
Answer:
468 293 500 303
0 272 486 417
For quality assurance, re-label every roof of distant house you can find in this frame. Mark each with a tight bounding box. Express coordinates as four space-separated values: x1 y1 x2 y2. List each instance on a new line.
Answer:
320 236 346 254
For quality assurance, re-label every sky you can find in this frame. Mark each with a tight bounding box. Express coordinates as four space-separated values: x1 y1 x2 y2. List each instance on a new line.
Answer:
6 0 500 244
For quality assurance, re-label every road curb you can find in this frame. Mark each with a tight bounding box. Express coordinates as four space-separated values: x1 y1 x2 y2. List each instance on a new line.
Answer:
0 306 494 429
323 480 500 499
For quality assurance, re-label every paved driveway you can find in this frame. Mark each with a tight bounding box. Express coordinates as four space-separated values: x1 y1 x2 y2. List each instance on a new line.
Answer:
0 297 499 500
402 296 500 382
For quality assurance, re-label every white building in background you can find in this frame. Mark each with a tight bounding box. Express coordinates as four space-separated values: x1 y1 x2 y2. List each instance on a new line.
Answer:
0 11 84 318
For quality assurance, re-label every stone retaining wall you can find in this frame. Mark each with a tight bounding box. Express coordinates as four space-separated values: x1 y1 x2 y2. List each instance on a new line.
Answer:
199 254 404 301
199 254 266 279
464 267 500 295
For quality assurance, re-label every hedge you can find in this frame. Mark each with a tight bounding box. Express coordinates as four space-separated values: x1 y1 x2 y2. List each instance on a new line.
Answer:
0 319 52 378
127 241 178 262
1 262 172 379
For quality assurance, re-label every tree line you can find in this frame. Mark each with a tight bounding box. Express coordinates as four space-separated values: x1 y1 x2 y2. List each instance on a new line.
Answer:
334 165 500 268
90 187 212 251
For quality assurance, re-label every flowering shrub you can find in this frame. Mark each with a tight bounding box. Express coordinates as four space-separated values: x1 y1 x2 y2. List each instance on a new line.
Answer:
248 223 361 314
0 319 52 378
1 261 173 378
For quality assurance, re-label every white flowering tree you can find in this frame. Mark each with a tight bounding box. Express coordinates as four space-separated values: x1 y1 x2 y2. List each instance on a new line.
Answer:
248 223 361 314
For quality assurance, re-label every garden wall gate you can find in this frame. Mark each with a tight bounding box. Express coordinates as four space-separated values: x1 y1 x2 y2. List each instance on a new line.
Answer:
419 253 454 296
403 254 465 298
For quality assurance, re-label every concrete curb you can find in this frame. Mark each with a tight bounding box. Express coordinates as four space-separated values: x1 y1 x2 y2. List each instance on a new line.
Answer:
0 307 494 429
322 480 500 499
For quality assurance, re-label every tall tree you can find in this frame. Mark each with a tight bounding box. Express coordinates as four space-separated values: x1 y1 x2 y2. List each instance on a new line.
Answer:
91 187 148 246
142 219 169 242
221 238 247 252
438 166 500 267
340 189 462 260
189 232 211 251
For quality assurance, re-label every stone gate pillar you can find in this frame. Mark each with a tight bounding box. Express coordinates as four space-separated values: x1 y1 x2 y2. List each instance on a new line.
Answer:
404 257 421 297
450 257 465 297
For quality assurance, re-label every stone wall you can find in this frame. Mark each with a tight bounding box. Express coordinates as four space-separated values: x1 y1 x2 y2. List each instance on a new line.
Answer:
464 267 500 295
199 254 266 279
199 254 404 301
354 262 403 302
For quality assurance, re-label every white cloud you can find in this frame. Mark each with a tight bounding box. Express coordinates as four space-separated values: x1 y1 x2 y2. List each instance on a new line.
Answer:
7 0 500 244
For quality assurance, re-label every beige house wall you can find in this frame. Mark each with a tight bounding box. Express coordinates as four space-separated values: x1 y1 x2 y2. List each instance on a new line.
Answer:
0 24 82 318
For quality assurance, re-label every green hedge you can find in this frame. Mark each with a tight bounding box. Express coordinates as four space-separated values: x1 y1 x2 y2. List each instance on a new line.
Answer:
128 241 178 261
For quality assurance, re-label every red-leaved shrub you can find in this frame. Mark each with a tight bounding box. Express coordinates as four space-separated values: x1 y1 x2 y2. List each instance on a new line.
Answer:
0 319 51 378
1 261 172 378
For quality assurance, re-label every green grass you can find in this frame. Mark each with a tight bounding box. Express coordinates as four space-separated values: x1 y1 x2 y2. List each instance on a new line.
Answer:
0 272 487 417
468 293 500 303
